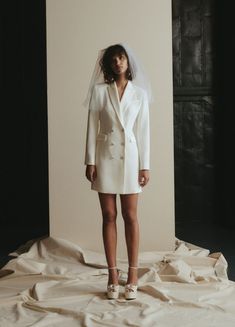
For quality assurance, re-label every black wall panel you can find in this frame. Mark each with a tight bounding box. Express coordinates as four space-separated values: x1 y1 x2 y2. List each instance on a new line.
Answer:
173 0 235 231
172 0 216 225
1 0 49 251
213 1 235 227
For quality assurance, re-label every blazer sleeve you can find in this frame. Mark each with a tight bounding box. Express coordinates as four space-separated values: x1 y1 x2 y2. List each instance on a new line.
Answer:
84 86 100 165
135 90 150 170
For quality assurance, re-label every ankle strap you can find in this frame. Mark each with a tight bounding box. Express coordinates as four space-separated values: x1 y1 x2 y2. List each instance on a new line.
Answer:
129 266 138 269
108 266 117 269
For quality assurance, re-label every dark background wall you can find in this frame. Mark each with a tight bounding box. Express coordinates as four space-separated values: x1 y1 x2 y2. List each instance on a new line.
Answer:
213 1 235 228
1 0 49 256
173 0 235 280
173 0 215 226
1 0 235 279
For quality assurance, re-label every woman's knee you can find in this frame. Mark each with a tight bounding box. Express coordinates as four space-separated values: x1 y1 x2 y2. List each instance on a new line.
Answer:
122 210 137 224
102 210 117 223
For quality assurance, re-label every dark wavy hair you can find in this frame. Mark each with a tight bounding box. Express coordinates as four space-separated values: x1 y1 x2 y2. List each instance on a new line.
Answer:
99 44 133 84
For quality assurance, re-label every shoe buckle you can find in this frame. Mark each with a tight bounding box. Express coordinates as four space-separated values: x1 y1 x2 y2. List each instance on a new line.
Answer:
125 284 137 292
108 284 119 292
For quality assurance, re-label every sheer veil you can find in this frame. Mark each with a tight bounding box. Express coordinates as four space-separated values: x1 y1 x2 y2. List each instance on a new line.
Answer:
83 42 153 108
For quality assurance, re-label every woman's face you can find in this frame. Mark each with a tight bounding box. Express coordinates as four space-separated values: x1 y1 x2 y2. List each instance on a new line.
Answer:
110 53 128 75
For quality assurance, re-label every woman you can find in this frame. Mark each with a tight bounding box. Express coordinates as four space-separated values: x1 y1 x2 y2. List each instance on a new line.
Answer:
84 43 151 300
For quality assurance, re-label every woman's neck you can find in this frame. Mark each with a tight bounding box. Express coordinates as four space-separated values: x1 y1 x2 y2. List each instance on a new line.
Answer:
115 74 128 88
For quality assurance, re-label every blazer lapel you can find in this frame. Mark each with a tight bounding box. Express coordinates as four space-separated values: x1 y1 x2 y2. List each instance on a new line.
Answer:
108 82 123 126
107 81 135 127
119 81 135 115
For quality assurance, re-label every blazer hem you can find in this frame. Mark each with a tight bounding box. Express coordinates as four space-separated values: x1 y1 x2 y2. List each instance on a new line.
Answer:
91 187 143 195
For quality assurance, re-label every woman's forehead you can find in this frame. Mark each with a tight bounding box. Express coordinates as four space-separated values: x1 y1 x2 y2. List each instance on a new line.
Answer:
111 52 127 59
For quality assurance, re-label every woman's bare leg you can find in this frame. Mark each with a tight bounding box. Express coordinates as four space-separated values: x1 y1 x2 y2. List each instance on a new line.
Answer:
98 192 118 284
120 193 139 285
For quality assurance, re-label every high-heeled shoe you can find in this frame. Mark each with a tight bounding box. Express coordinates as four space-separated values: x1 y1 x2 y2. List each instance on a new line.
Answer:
107 266 120 299
125 266 138 300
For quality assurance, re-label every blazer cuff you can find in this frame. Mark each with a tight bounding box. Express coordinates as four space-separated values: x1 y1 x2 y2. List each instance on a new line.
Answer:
84 162 96 165
139 162 150 170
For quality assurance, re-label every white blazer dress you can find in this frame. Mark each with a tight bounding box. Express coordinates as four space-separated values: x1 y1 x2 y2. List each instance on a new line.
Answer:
84 80 150 194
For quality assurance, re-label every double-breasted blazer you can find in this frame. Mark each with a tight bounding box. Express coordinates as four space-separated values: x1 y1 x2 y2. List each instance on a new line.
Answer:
84 80 150 194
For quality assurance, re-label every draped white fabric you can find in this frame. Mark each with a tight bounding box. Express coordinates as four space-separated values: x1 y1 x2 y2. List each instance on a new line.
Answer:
1 236 235 326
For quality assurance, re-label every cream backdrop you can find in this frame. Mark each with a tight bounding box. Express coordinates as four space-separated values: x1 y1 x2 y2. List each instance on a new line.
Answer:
46 0 175 258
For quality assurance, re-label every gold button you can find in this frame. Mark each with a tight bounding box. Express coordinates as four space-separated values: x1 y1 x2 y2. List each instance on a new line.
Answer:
120 156 124 159
121 128 124 132
121 142 124 146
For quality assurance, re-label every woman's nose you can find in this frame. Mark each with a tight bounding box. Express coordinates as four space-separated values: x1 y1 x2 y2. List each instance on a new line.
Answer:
114 58 121 66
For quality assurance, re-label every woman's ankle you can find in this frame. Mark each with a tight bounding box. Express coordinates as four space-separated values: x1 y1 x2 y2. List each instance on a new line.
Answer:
127 266 138 284
108 267 119 285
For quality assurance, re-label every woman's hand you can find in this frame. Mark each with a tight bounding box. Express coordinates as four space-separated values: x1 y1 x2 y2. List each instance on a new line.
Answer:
139 169 150 187
86 165 97 182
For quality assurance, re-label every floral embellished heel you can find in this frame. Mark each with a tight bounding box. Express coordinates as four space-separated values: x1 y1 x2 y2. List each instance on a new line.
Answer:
107 266 120 299
125 266 138 300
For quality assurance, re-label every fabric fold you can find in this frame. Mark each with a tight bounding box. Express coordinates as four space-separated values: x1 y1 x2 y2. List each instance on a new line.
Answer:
1 236 235 326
